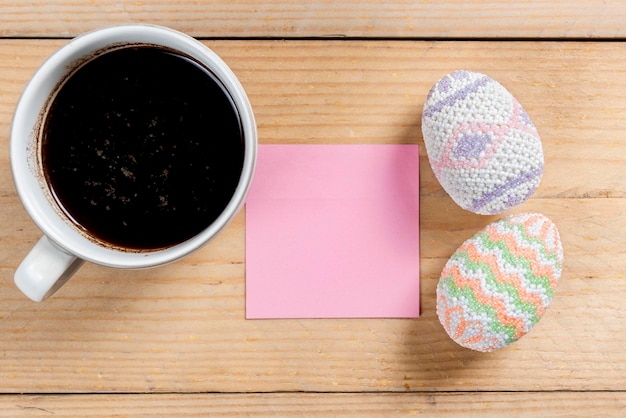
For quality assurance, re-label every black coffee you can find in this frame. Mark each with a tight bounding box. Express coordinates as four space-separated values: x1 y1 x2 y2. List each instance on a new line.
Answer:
42 45 244 250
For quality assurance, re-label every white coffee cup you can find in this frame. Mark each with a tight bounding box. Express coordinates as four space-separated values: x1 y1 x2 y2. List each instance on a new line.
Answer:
10 24 257 302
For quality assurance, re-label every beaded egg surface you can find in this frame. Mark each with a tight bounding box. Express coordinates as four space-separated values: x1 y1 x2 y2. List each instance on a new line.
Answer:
422 70 544 215
436 213 563 352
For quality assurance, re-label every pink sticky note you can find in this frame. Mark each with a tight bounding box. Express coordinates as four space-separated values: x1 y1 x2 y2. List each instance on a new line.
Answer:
245 144 420 319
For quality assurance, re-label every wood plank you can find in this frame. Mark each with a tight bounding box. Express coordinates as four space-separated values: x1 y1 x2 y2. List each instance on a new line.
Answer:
1 392 625 416
0 40 624 393
2 1 626 39
8 40 621 198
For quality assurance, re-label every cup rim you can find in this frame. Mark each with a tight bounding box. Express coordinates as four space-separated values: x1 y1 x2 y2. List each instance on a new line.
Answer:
11 24 257 269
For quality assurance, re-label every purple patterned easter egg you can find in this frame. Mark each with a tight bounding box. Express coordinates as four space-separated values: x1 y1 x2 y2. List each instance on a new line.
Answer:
422 70 544 215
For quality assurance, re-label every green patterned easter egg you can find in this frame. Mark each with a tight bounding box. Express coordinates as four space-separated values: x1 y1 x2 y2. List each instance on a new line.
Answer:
436 213 563 352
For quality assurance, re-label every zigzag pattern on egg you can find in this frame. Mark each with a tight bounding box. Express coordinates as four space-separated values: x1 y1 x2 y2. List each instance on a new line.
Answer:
436 213 563 352
422 70 544 215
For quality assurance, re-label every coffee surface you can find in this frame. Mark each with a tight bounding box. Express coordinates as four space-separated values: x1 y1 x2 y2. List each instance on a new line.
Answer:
42 45 244 249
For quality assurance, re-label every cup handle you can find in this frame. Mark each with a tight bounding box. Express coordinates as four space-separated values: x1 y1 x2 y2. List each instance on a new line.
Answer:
14 236 85 302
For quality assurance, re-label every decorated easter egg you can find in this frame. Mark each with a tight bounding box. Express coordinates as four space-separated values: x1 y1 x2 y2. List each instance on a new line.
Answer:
422 70 544 215
436 213 563 352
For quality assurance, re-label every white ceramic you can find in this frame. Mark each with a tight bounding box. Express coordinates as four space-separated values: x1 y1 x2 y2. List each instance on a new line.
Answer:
11 24 257 302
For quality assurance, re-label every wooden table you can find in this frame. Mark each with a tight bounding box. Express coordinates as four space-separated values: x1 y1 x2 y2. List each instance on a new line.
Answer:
1 2 625 416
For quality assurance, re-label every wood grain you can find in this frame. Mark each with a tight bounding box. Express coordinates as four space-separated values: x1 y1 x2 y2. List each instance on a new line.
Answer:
1 392 625 417
2 1 626 39
1 39 625 400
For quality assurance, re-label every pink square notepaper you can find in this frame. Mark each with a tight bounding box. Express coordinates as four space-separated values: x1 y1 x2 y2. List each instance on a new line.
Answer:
245 144 420 319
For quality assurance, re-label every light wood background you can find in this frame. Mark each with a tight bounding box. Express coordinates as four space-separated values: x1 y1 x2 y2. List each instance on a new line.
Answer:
1 1 625 416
